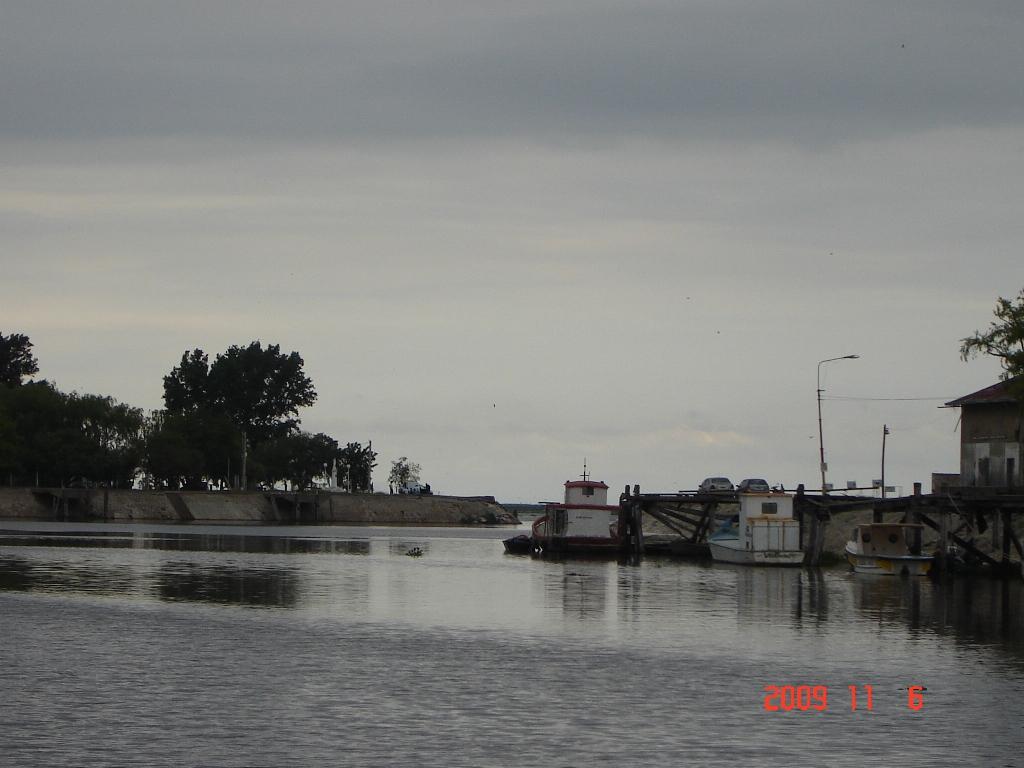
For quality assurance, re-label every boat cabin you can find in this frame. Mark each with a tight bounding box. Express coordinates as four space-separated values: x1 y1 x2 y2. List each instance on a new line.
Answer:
564 479 609 506
533 478 620 551
708 491 802 565
736 492 799 553
849 523 922 558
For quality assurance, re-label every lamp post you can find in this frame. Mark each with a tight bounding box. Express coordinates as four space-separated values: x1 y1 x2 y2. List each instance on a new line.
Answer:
881 424 889 499
817 355 859 494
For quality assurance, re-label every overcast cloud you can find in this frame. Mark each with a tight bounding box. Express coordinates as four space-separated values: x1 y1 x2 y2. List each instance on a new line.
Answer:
1 1 1021 500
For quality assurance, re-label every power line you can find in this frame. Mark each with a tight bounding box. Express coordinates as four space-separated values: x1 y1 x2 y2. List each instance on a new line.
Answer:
821 395 953 402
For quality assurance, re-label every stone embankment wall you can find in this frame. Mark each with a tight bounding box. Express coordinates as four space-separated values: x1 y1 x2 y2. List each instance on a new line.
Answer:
0 488 517 526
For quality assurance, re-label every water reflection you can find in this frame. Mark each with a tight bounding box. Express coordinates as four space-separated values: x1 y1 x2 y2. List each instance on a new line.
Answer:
734 566 809 625
0 553 301 607
386 540 431 557
547 564 610 619
839 572 1024 666
0 530 371 556
1 525 1022 668
156 562 300 607
0 555 33 591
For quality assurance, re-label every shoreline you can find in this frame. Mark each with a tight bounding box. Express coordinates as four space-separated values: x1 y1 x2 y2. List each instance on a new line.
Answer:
0 487 519 526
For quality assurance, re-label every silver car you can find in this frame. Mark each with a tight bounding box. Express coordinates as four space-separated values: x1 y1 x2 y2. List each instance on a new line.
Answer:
699 477 734 492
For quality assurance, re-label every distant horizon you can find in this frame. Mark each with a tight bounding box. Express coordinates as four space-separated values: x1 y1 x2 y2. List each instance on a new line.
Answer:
3 1 1019 505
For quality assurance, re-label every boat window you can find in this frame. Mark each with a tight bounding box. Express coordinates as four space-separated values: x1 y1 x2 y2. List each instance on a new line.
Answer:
861 532 871 543
888 533 899 544
761 502 778 515
582 486 594 496
553 509 567 535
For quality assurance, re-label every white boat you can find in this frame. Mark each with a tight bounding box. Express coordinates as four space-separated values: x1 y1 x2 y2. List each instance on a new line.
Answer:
708 492 803 566
844 523 932 576
530 470 621 555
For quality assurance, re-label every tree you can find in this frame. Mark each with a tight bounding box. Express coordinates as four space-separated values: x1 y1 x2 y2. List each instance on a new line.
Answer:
250 431 342 490
388 456 421 491
0 381 143 487
69 392 145 487
142 408 242 490
0 332 39 387
142 412 205 490
163 349 210 413
163 342 317 487
961 288 1024 387
339 442 377 492
0 408 17 482
0 381 78 486
206 342 317 444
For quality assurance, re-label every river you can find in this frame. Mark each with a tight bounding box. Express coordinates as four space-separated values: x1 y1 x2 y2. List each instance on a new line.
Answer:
1 521 1022 767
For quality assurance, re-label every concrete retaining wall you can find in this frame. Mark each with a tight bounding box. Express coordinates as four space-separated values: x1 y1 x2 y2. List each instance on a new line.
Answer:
0 487 517 526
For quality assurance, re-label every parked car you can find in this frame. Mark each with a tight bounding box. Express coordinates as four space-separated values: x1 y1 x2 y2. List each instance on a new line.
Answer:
398 483 433 495
699 477 734 493
737 478 771 493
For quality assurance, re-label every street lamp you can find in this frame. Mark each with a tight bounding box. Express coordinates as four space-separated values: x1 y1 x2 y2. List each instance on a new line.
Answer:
817 354 859 494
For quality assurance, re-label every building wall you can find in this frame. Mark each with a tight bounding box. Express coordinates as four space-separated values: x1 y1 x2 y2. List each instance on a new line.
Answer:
960 402 1023 487
960 402 1021 442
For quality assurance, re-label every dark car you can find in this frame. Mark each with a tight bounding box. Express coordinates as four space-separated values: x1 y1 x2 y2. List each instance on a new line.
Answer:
737 478 771 493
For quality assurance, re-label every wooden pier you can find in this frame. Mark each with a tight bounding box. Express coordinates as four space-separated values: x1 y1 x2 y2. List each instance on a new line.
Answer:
618 484 1024 579
861 486 1024 579
617 484 734 563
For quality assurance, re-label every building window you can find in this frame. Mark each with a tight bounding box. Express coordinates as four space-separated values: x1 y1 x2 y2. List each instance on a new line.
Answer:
761 502 777 515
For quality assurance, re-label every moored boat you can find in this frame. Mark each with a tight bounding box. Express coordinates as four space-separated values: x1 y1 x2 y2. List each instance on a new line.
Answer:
530 470 621 555
708 492 803 566
502 533 533 555
844 523 932 576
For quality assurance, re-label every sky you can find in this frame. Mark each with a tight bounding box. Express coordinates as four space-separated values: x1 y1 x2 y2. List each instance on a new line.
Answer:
1 1 1021 502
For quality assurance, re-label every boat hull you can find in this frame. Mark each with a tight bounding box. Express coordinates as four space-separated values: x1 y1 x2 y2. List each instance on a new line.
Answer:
502 534 533 555
531 505 621 556
536 536 621 555
709 538 803 566
844 543 932 576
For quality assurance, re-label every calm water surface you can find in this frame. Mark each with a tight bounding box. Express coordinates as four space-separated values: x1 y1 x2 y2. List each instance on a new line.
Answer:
1 521 1022 767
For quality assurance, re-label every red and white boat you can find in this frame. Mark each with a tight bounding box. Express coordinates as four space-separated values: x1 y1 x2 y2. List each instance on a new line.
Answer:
531 471 621 554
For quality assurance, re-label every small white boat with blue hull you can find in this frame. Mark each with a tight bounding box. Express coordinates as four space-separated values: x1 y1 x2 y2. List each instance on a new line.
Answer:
708 492 803 566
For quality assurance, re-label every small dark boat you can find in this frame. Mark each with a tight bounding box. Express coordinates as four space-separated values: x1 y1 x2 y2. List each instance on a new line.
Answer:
502 534 533 555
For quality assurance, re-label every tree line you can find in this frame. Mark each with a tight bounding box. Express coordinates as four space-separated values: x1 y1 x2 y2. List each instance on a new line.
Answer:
0 334 376 491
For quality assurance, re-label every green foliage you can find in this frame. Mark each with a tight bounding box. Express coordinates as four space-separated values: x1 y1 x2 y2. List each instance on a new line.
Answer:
0 409 17 479
961 288 1024 382
0 332 39 387
0 337 369 492
340 442 377 492
164 342 316 444
160 341 318 489
69 392 146 485
162 349 209 413
388 456 421 490
142 408 242 489
0 381 143 487
250 431 342 490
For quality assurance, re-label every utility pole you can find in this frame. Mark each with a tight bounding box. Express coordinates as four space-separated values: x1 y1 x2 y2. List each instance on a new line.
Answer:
817 354 860 494
881 424 889 499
